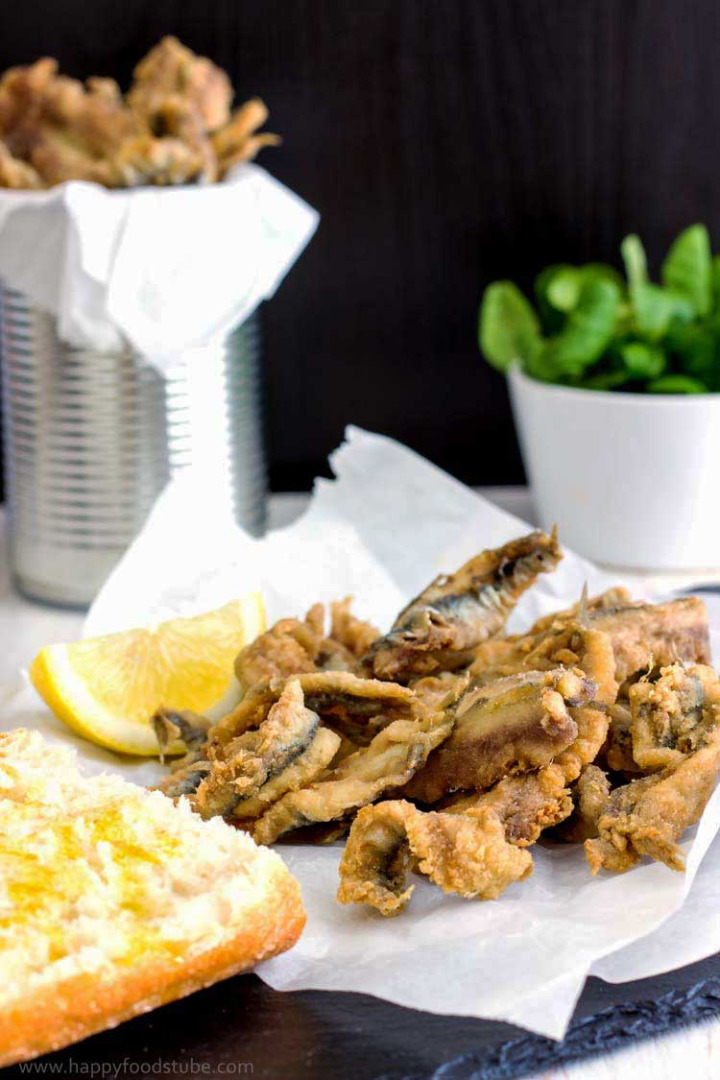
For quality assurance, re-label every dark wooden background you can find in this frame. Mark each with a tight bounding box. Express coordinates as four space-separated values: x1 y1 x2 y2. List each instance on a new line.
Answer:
1 0 718 491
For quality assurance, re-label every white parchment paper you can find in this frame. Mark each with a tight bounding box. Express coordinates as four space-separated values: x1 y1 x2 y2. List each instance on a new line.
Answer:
0 163 318 364
4 426 720 1039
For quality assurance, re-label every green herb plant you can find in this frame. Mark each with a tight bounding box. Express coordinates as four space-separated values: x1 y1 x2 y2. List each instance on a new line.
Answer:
478 224 720 392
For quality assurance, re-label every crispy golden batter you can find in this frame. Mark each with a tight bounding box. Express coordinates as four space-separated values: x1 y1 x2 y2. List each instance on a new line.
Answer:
0 38 278 190
253 697 454 845
448 763 574 846
235 602 378 692
599 701 641 776
586 738 720 873
403 668 590 804
358 530 562 683
329 597 380 658
194 679 325 819
524 588 632 637
591 597 710 686
235 617 321 690
629 663 720 772
212 98 282 177
127 36 232 133
0 140 43 188
337 800 533 916
551 765 611 843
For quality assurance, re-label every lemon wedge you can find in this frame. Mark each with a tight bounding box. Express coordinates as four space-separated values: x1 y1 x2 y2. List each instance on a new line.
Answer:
29 595 266 757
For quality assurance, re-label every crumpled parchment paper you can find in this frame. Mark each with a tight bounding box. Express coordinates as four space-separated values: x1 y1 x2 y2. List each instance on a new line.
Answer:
4 426 720 1039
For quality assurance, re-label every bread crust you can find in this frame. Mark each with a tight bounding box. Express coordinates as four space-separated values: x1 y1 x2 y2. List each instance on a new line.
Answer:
0 863 304 1067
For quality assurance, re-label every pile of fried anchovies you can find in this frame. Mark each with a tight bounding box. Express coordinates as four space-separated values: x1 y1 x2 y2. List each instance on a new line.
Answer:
153 530 720 916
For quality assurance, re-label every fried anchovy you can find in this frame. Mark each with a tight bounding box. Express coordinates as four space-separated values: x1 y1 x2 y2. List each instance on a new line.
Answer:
357 530 562 683
446 763 574 847
194 679 320 819
252 696 456 845
585 736 720 874
629 663 720 772
403 668 591 804
589 597 710 686
232 726 341 821
336 799 533 916
211 670 422 750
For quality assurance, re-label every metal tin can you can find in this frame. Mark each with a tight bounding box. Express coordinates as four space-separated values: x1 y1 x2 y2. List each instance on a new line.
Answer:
0 283 266 607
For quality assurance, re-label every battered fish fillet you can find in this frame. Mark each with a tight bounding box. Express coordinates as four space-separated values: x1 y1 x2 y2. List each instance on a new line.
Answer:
192 680 334 819
336 800 533 916
551 765 611 843
589 597 710 686
357 530 562 683
403 668 590 804
446 763 574 846
252 697 455 845
474 597 710 691
585 738 720 873
629 663 720 772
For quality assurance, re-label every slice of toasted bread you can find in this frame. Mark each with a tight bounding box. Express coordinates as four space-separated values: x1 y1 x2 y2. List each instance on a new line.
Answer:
0 729 305 1067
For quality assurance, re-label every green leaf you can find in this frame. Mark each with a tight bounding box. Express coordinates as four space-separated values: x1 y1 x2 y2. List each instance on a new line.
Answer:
631 283 694 341
621 234 648 294
545 264 624 313
661 224 712 317
534 265 570 333
479 282 542 372
621 232 693 339
579 370 632 390
618 341 666 379
666 321 716 380
647 374 708 394
539 279 621 378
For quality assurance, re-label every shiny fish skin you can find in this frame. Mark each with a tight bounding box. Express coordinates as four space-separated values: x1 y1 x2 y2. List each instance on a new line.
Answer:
358 530 562 683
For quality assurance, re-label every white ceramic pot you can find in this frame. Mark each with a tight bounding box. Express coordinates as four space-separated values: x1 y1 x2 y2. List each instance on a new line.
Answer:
508 367 720 569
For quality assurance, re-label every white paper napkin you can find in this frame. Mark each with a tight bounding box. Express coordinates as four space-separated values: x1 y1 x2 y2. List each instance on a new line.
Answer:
4 426 720 1040
0 164 318 365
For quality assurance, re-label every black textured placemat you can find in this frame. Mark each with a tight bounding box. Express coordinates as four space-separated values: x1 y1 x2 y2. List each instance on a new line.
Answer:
2 955 720 1080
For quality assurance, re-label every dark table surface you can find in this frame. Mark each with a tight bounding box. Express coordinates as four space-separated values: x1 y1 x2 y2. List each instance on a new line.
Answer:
3 956 720 1080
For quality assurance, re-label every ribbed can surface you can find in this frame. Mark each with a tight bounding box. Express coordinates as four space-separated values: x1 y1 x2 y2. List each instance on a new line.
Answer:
0 284 266 607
